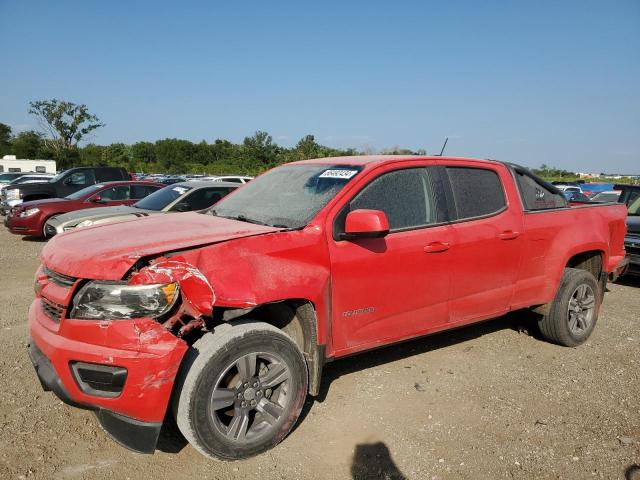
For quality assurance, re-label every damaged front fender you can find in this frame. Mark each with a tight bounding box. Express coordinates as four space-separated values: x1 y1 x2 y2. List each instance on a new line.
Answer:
128 259 216 318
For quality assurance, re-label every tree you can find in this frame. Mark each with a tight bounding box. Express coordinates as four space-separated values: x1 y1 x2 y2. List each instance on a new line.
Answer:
295 134 320 160
0 123 12 157
28 99 105 157
243 131 278 166
12 131 45 159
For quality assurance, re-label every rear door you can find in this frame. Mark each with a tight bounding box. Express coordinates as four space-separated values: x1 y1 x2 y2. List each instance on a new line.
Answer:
444 164 523 323
328 164 453 354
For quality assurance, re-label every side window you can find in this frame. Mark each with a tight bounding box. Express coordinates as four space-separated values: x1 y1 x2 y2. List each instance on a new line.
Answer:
68 170 95 186
35 166 46 173
98 186 130 201
446 167 506 220
178 188 226 211
349 168 436 231
96 169 124 182
514 170 566 210
130 185 160 199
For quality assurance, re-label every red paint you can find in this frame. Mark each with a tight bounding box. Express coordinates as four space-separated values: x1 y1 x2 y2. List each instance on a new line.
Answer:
29 156 627 428
5 181 162 237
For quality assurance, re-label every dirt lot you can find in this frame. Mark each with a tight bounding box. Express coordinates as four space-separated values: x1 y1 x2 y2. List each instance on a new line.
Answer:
0 226 638 480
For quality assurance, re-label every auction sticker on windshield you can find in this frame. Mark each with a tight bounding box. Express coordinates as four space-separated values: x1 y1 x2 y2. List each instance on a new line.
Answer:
173 187 188 194
319 169 359 179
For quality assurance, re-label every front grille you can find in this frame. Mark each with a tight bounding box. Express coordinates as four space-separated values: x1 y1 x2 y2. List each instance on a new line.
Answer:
44 224 58 237
43 266 76 287
41 298 64 323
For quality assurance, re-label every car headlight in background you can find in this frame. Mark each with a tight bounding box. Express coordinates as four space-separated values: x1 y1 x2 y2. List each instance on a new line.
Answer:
19 207 40 218
76 219 94 228
5 189 21 200
71 281 179 320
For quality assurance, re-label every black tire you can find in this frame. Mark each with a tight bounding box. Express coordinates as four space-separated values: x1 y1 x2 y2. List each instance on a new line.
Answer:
537 268 600 347
173 321 308 460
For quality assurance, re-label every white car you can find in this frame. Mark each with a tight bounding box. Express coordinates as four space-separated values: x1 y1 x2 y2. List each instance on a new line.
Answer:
555 185 583 193
201 175 253 184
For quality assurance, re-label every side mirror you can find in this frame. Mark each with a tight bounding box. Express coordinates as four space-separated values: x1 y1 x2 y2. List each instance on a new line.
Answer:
175 202 190 212
90 195 105 203
63 177 72 185
340 209 389 240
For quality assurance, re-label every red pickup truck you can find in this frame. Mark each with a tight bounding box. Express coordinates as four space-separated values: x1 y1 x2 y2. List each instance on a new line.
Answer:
28 156 627 460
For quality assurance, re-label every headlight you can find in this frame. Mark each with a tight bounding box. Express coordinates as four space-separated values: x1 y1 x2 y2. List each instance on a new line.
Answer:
71 281 179 320
5 189 20 200
76 219 94 228
19 207 40 218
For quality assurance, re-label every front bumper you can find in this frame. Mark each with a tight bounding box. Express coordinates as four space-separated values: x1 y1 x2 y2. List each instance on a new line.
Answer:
28 299 188 453
5 213 44 236
0 199 23 215
623 235 640 276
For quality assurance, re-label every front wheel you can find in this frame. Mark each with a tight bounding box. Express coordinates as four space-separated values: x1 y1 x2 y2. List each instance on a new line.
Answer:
537 268 600 347
173 321 308 460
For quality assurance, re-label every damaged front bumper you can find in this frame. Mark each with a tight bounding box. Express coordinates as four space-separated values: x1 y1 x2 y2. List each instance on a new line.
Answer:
28 299 188 453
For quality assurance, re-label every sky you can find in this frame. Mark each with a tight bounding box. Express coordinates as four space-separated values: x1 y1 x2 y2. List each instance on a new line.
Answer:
1 0 639 173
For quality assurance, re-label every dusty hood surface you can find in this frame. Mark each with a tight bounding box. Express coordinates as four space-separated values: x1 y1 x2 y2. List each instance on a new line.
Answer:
52 205 145 223
41 212 282 280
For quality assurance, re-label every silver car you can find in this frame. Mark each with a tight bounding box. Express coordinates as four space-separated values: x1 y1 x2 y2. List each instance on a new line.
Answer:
44 181 238 237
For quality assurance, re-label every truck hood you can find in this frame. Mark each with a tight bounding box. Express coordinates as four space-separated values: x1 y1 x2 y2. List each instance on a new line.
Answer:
41 212 282 280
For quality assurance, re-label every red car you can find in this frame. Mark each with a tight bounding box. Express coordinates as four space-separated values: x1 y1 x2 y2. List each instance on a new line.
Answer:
28 156 627 459
5 181 162 237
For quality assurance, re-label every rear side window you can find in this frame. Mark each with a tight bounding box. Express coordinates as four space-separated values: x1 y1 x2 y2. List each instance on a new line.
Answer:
178 187 233 211
514 170 566 210
131 184 160 199
349 168 437 231
96 169 125 182
446 167 506 220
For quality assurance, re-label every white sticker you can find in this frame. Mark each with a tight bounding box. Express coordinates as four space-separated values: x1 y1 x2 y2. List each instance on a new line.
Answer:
172 187 188 194
319 169 358 180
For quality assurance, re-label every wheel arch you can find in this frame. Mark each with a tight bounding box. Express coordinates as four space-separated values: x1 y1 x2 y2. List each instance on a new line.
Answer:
219 299 325 396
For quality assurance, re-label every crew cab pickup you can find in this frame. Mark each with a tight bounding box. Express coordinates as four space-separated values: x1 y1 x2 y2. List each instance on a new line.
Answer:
1 166 131 214
28 156 627 460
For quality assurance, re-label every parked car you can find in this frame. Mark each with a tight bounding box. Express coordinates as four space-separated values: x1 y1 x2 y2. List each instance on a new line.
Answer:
209 175 253 184
27 156 627 459
590 191 621 203
43 181 238 236
0 174 53 194
1 166 131 214
563 191 590 202
158 176 187 185
614 184 640 278
0 172 42 188
4 181 162 238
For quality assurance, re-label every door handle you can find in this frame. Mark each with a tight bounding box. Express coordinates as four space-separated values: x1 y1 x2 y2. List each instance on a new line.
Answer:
423 241 450 253
498 230 520 240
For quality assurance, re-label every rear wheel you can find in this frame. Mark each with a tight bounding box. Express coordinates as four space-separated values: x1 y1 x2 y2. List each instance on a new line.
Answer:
173 321 308 460
537 268 600 347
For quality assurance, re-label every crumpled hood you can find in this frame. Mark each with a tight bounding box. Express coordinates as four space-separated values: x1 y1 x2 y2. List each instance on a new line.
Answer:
41 212 282 280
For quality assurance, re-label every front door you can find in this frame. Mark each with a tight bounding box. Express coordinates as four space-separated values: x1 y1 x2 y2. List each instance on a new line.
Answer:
328 166 452 355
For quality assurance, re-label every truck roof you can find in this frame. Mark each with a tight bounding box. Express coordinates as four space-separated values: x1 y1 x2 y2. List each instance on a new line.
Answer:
289 155 501 167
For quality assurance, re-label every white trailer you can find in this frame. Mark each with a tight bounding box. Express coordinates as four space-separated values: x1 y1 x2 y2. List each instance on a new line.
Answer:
0 155 57 174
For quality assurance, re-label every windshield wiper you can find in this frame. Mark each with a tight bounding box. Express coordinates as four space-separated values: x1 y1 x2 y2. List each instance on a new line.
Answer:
212 212 290 228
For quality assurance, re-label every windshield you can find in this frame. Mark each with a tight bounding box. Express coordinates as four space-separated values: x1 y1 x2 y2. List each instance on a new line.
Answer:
212 164 362 228
628 196 640 216
65 184 104 200
0 173 22 183
49 170 69 183
134 184 192 210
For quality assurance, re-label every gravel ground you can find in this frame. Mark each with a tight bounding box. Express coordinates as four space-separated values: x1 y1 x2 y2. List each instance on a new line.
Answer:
0 226 638 480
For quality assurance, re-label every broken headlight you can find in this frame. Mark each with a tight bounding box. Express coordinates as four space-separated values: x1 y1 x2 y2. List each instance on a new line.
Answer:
71 281 179 320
